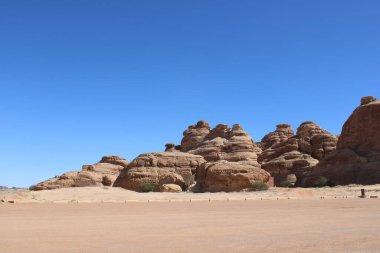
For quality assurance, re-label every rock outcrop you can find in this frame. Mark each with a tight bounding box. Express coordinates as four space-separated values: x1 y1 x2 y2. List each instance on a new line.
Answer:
258 122 337 186
181 121 270 192
113 152 205 192
303 96 380 186
30 155 128 190
196 160 271 192
181 120 211 152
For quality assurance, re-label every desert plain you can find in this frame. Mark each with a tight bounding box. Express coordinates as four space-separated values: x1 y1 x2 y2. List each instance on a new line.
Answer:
1 186 380 253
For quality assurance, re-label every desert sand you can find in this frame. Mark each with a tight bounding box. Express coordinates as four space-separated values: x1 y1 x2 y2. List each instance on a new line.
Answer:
1 185 380 203
1 186 380 253
1 199 380 253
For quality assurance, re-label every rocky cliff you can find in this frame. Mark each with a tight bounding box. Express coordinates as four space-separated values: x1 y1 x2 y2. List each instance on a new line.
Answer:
258 122 337 186
180 121 270 192
303 96 380 186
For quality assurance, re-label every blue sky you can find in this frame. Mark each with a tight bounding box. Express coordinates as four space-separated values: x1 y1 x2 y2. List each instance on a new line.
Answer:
1 0 379 187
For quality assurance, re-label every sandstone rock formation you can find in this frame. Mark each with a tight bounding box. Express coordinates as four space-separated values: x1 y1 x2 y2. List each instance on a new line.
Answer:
297 121 338 160
303 96 380 186
181 120 211 152
113 152 205 192
30 155 128 190
81 155 128 186
258 122 337 186
196 160 271 192
181 121 270 192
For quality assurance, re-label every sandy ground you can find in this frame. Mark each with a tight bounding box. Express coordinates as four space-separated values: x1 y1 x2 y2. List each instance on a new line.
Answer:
0 199 380 253
1 184 380 203
1 186 380 252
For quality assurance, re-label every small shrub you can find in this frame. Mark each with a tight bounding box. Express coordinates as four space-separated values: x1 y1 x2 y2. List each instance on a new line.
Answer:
141 183 158 192
250 181 269 191
313 177 334 187
280 180 294 188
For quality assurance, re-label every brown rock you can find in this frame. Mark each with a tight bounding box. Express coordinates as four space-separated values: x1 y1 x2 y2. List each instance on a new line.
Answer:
258 122 337 186
30 155 128 190
181 121 269 192
260 124 294 150
196 160 271 192
184 122 260 163
30 171 103 191
361 95 377 105
98 155 129 167
113 152 206 192
165 143 176 152
181 120 211 152
101 175 114 186
296 121 338 159
303 96 380 186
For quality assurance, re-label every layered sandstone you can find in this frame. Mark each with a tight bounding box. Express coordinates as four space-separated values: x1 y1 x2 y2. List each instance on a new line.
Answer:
30 156 128 190
181 121 270 192
303 96 380 186
258 122 337 186
113 152 206 192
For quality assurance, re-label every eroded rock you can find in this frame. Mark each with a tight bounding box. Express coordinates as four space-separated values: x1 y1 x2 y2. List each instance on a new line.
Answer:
113 152 205 192
181 121 269 192
303 96 380 186
258 122 337 186
30 155 128 190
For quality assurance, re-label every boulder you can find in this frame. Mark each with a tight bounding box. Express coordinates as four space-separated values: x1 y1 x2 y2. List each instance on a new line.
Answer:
98 155 129 167
303 96 380 186
196 160 271 192
30 155 128 190
165 143 176 152
159 184 182 192
113 152 206 192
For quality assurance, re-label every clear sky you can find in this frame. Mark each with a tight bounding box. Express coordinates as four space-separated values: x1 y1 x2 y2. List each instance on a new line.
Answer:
1 1 379 187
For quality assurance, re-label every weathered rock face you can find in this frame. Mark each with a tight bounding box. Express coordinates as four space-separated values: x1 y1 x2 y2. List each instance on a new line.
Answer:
98 155 129 167
196 160 271 192
303 96 380 186
183 123 261 163
30 155 128 190
338 96 380 152
29 171 103 191
296 121 338 160
180 121 269 192
260 124 294 150
258 122 337 186
181 120 211 152
113 152 206 192
81 156 128 186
